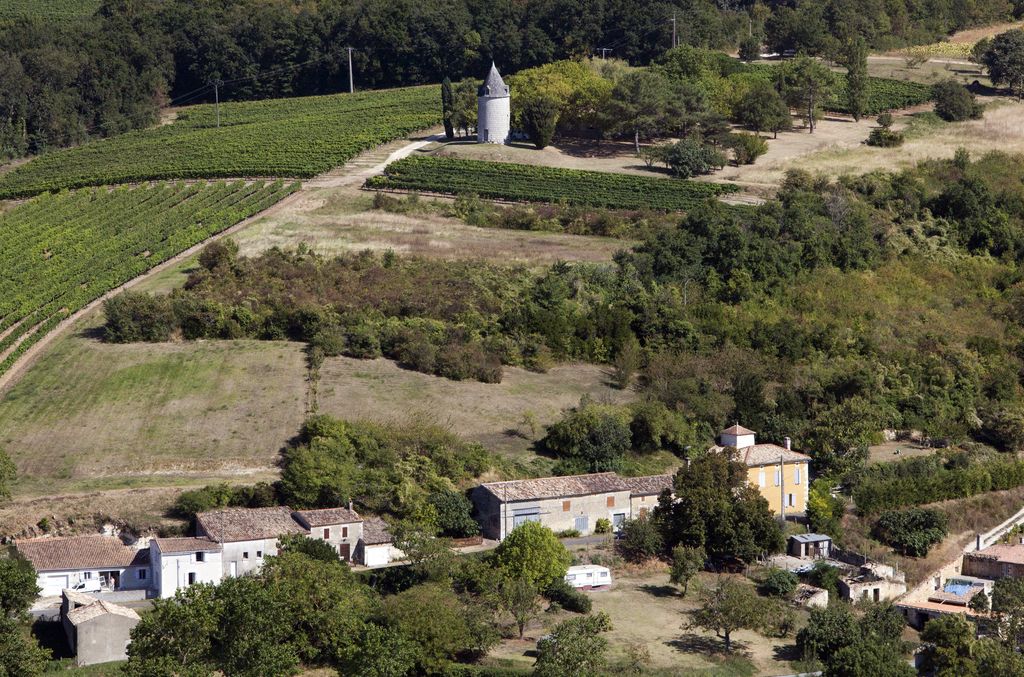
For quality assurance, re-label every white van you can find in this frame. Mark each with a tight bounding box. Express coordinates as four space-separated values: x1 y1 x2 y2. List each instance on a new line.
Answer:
565 565 612 590
70 579 102 593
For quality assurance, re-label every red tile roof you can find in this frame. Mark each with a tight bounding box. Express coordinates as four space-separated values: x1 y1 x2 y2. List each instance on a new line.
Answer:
16 536 140 572
480 472 628 502
293 507 362 528
153 537 221 555
966 543 1024 565
709 443 810 467
621 474 674 496
196 506 307 542
721 424 756 436
362 517 393 545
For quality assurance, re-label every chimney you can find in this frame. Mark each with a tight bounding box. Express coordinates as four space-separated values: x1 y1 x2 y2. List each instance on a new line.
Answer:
348 500 354 512
784 437 791 451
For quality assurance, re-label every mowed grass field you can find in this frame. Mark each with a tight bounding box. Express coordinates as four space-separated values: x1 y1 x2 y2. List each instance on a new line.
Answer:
0 310 630 501
0 325 308 497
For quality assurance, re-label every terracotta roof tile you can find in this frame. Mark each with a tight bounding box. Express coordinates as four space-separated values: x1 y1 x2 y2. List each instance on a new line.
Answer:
721 424 756 436
67 599 140 626
481 472 628 502
153 537 221 555
966 543 1024 565
196 506 307 543
362 517 393 546
709 444 810 467
621 474 674 496
294 507 362 528
16 536 140 572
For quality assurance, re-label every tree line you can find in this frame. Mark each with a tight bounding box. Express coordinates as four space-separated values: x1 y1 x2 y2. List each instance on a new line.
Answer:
3 0 1023 160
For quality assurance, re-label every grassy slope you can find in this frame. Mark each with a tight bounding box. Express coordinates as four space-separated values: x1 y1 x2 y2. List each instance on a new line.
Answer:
0 308 634 499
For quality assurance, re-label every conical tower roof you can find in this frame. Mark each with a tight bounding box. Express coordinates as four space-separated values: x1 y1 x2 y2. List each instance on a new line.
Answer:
478 62 510 98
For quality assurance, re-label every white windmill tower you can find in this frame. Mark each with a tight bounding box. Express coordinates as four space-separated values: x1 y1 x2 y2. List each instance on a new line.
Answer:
476 63 511 144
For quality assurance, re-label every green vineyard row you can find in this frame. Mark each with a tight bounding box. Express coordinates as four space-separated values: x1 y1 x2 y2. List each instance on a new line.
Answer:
0 86 439 199
366 156 741 211
0 180 299 377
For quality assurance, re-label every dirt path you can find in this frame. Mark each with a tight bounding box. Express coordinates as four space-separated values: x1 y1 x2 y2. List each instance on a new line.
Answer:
0 134 439 396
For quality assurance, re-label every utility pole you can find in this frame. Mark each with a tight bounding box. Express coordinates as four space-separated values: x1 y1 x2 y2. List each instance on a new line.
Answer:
672 12 677 49
598 47 612 60
212 79 223 128
347 47 354 93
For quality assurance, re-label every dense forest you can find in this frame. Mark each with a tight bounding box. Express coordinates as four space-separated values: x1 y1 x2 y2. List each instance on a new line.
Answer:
1 0 1022 158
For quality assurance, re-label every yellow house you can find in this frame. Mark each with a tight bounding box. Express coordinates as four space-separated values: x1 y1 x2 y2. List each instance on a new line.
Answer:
710 424 811 517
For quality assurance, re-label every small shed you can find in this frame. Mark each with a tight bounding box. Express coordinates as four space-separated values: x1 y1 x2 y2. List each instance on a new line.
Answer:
62 599 140 666
788 533 832 559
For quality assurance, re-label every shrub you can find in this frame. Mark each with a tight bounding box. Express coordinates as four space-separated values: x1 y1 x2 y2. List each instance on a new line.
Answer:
759 568 798 597
877 112 894 128
555 529 581 538
617 515 663 562
739 35 761 62
543 578 592 613
594 518 612 534
728 133 769 165
933 80 984 121
660 138 726 179
311 327 346 357
541 403 631 473
866 128 904 147
343 323 382 359
807 561 841 597
873 507 948 557
428 489 480 538
103 292 176 343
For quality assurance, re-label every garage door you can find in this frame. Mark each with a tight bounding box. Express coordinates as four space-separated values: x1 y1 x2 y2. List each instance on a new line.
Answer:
46 575 69 594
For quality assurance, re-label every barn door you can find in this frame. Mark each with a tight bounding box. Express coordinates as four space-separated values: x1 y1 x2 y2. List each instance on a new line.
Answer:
339 543 351 562
574 516 588 533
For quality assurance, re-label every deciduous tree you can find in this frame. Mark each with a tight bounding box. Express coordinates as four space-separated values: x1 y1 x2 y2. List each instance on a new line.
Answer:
494 522 571 589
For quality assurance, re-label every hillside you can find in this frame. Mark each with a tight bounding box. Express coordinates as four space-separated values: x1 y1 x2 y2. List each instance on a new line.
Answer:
0 86 439 198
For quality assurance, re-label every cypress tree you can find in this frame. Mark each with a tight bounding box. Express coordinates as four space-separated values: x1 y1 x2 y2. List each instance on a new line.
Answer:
441 77 455 140
844 36 869 122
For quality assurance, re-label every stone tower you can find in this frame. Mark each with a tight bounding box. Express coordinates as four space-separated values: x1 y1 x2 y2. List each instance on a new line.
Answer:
477 63 510 144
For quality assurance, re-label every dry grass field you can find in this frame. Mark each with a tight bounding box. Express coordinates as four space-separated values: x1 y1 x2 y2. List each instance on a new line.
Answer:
232 186 627 265
0 306 632 511
317 356 633 461
487 569 803 676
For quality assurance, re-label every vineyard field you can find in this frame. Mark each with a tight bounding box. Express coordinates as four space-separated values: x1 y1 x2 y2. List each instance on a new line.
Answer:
746 65 932 115
0 0 100 23
366 156 740 211
0 180 298 377
0 86 439 199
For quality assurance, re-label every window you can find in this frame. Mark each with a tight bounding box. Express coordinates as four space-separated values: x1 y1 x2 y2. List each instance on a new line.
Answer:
323 528 330 539
512 508 541 527
83 572 92 579
562 500 571 512
606 496 615 508
188 573 197 586
774 470 781 486
758 470 766 487
787 493 796 507
138 570 147 580
342 527 348 538
196 552 205 563
795 467 801 485
256 551 263 558
243 552 249 560
567 574 575 581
